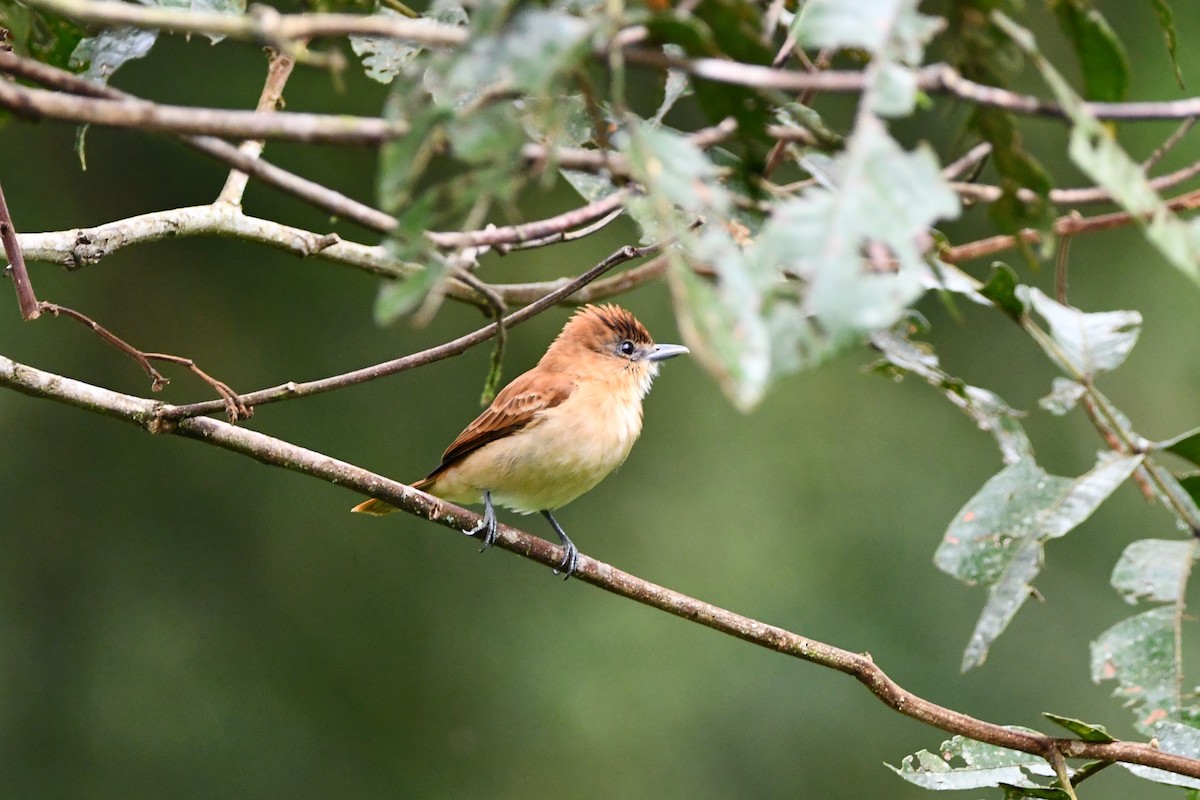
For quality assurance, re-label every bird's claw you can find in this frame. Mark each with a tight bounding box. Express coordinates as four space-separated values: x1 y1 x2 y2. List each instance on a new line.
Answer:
465 514 498 552
552 541 579 580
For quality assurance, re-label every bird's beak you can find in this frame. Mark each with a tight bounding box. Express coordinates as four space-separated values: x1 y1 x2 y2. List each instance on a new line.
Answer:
648 343 689 362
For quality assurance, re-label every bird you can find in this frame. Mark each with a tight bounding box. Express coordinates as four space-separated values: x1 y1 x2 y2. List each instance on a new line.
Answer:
351 304 689 578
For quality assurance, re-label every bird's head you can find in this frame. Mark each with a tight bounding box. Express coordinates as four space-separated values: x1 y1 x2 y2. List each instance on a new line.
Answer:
543 304 688 396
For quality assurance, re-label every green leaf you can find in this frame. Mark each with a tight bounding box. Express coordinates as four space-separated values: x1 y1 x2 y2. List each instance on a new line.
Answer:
889 730 1056 790
1160 427 1200 468
1049 0 1130 102
373 246 452 325
1024 288 1142 378
1149 0 1185 90
0 3 85 69
1111 539 1197 605
938 452 1143 670
1091 606 1183 729
871 329 1032 464
350 3 467 85
1042 712 1115 742
1122 721 1200 789
996 12 1200 285
980 263 1026 321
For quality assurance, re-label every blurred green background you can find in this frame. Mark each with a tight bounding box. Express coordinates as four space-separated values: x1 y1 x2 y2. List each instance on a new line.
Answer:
3 2 1200 797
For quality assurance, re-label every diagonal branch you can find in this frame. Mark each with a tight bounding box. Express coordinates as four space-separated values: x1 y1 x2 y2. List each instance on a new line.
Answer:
0 178 40 319
2 350 1200 780
158 236 674 419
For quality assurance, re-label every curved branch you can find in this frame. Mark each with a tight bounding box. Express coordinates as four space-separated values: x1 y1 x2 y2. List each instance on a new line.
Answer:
2 351 1199 780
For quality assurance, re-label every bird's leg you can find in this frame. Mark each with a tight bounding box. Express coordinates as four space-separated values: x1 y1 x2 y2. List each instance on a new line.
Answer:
465 490 499 553
541 510 579 580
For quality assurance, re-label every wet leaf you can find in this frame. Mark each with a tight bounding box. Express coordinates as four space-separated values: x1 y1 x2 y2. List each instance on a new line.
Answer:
1121 721 1200 789
1039 377 1085 416
1049 0 1129 102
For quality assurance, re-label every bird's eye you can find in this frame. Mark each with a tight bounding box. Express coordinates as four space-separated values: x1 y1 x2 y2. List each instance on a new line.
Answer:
618 340 636 356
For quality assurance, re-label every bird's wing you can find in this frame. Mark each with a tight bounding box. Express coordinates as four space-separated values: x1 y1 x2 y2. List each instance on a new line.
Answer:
419 371 576 482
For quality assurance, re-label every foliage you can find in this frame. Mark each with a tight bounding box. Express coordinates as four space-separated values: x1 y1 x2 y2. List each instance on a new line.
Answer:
5 0 1200 797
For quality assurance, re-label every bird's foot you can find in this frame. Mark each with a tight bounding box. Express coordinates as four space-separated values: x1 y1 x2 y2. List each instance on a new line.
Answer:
466 491 499 553
552 540 579 580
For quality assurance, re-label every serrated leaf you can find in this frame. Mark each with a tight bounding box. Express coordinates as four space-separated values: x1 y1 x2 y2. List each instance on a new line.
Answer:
1091 606 1181 726
871 329 1031 464
939 452 1143 670
889 730 1055 790
1042 712 1116 742
1149 0 1184 90
980 263 1026 321
1039 377 1085 416
997 12 1200 285
1122 721 1200 789
1111 539 1196 605
1049 0 1129 102
1025 288 1142 377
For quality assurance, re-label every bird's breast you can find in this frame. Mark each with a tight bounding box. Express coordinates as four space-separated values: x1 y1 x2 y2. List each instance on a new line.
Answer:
429 376 646 513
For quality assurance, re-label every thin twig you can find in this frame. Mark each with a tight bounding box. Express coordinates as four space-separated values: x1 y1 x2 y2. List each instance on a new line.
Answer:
35 302 248 417
0 51 397 232
217 49 297 207
1142 117 1196 171
943 187 1200 263
0 79 408 144
426 191 628 251
160 236 678 419
0 179 40 319
2 352 1200 780
21 0 468 47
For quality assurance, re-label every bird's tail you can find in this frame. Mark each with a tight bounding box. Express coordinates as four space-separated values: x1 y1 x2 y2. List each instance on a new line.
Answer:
350 476 434 515
350 498 398 515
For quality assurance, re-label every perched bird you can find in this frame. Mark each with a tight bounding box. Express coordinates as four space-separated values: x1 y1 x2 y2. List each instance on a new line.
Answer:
352 304 688 578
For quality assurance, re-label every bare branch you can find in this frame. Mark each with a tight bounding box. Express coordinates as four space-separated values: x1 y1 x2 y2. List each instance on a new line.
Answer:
22 0 467 47
0 179 40 319
944 187 1200 263
427 191 628 251
3 351 1200 781
160 236 672 419
0 51 397 232
217 49 297 207
0 79 408 144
